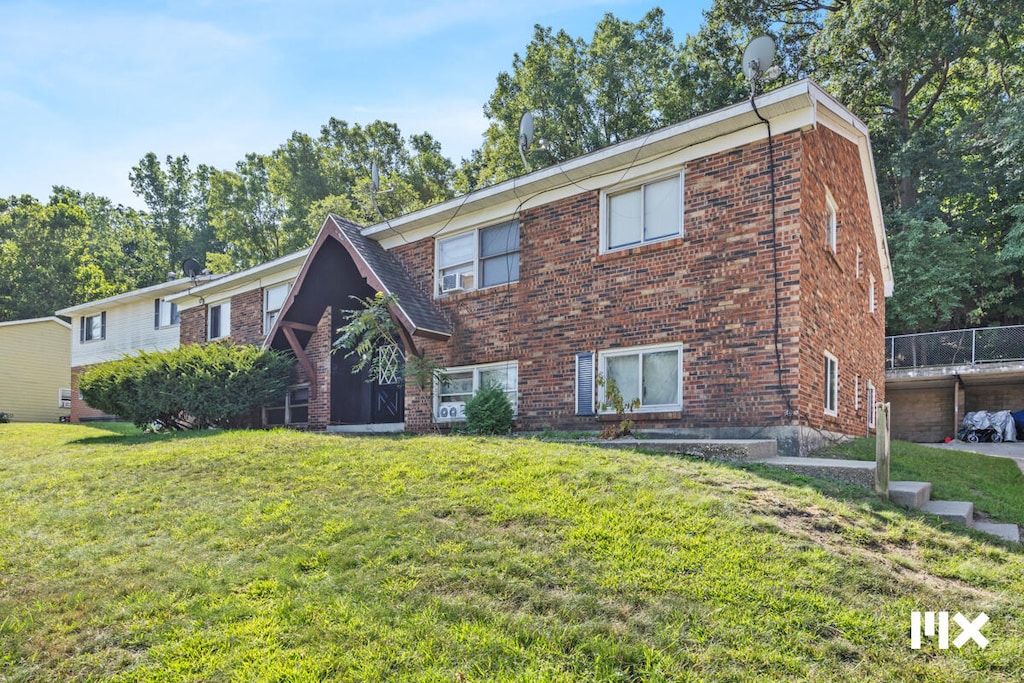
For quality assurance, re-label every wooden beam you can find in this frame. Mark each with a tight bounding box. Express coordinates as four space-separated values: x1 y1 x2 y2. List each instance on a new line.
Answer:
280 321 318 333
282 326 318 400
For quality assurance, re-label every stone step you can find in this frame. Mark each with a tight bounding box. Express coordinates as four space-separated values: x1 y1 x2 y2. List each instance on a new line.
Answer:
758 457 875 488
920 500 974 527
973 522 1021 543
888 481 932 509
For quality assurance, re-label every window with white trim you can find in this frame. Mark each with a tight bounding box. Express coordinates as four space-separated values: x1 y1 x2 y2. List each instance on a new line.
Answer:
855 245 862 278
154 298 179 328
434 361 518 422
867 380 877 428
868 274 877 313
825 189 838 253
603 172 682 251
264 283 289 333
854 374 861 411
599 343 682 411
208 301 231 340
80 312 105 342
264 384 309 426
436 220 519 295
58 388 71 409
824 351 839 416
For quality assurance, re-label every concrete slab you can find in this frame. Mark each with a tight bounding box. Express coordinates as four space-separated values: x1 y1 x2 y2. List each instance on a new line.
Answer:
759 457 875 488
888 481 932 509
920 500 974 527
973 522 1021 543
588 438 777 462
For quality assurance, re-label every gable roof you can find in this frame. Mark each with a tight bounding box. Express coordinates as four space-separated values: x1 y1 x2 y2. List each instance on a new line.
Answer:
263 214 451 350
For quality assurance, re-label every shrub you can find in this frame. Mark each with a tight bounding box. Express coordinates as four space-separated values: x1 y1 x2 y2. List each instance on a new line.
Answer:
464 382 514 435
78 343 294 430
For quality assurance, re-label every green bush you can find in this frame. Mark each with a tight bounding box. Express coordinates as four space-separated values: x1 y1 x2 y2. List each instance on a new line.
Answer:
78 343 294 430
464 382 514 435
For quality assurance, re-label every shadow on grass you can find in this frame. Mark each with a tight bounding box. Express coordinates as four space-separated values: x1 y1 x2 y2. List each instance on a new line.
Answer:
71 425 225 447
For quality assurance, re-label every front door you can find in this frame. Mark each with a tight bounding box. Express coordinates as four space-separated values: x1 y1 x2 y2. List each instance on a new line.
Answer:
371 344 404 423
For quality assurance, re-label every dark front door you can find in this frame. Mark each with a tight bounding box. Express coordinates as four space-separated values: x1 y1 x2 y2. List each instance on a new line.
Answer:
371 344 404 423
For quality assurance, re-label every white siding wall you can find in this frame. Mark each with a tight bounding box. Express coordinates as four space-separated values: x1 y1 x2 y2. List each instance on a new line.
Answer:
71 299 182 367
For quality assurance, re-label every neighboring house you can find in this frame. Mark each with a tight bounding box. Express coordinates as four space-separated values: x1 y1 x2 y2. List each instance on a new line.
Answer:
248 79 893 455
0 317 71 422
56 276 215 421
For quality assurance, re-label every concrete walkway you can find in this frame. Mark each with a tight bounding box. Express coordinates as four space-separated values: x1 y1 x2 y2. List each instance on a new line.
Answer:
926 440 1024 476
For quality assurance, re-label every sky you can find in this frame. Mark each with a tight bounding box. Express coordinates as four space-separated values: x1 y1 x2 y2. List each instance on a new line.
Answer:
0 1 712 209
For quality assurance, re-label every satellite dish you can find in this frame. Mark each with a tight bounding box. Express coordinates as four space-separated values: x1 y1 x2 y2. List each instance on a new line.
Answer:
371 160 380 194
181 257 202 279
742 36 776 82
518 111 535 172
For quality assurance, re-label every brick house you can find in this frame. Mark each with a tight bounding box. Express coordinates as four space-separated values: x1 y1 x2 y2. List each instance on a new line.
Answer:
252 79 892 455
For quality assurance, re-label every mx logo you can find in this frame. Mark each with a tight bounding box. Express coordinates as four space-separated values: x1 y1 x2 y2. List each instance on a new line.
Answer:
911 611 989 650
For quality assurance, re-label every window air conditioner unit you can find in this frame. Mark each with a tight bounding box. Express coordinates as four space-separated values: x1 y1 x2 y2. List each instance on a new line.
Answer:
59 400 71 409
436 402 466 420
440 273 465 293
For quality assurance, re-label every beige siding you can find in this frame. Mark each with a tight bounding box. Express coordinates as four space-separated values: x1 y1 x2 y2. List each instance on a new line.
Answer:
0 318 71 423
70 299 181 367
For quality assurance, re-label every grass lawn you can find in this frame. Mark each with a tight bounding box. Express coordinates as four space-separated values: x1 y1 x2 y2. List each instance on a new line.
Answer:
817 438 1024 525
1 424 1023 681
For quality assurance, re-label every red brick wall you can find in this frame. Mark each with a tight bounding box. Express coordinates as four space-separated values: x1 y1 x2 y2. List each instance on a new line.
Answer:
229 289 264 345
797 125 886 437
70 365 115 422
305 306 334 430
398 133 825 435
180 306 206 345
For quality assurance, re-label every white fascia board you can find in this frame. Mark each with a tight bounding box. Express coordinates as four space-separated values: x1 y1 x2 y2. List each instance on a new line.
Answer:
55 277 211 317
166 248 309 309
0 316 72 329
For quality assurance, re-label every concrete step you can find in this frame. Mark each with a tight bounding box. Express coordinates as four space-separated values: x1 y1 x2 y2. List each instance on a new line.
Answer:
888 481 932 509
973 522 1021 543
759 457 875 488
920 500 974 528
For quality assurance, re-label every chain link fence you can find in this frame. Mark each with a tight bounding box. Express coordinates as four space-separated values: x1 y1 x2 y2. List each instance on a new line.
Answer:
887 325 1024 369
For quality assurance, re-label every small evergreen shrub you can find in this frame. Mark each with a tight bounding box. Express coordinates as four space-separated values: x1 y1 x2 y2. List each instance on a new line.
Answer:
78 343 294 430
464 382 514 435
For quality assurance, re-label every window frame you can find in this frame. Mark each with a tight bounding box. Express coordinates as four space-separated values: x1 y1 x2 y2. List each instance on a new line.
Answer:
825 188 838 254
866 380 877 429
824 351 839 417
263 283 289 334
263 383 310 426
433 361 519 423
58 387 72 408
80 312 105 343
600 171 684 253
435 219 520 296
598 342 683 413
154 298 180 329
207 300 231 341
868 273 877 313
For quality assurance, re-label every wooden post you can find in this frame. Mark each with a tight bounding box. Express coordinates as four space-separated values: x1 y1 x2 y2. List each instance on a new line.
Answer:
875 402 891 497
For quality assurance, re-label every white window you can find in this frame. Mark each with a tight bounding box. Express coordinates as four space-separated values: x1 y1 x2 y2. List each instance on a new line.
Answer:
867 380 877 428
208 301 231 340
855 245 862 278
436 220 519 295
154 298 179 328
264 384 309 426
434 361 518 422
58 388 71 409
264 283 289 333
824 351 839 416
603 172 682 251
854 374 861 411
80 312 105 342
599 343 682 411
825 189 838 253
869 274 877 313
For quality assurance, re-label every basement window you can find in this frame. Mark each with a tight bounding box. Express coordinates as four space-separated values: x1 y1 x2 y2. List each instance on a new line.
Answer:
434 361 518 422
264 384 310 426
599 343 682 411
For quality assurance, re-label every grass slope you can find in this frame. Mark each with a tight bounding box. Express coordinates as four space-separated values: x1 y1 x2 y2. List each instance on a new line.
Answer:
818 438 1024 525
0 423 1022 682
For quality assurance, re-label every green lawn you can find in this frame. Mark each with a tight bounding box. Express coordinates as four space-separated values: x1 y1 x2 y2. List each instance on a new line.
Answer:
817 438 1024 525
1 424 1023 682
